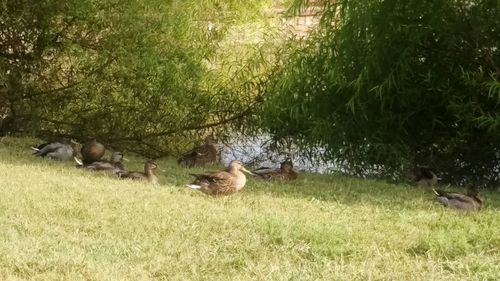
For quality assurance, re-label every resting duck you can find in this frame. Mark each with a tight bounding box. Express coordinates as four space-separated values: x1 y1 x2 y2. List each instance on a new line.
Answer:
433 188 483 211
77 152 125 173
187 160 254 196
32 138 80 161
413 166 439 187
80 140 106 165
117 161 159 184
253 159 298 180
177 136 220 167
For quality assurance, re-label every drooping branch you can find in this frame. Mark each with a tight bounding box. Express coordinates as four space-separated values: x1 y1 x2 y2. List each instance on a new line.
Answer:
108 99 262 142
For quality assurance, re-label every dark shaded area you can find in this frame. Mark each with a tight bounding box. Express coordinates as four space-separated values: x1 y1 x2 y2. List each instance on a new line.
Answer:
259 0 500 188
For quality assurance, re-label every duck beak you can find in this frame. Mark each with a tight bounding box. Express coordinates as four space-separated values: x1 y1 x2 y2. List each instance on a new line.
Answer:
241 167 257 176
122 157 130 162
70 139 80 145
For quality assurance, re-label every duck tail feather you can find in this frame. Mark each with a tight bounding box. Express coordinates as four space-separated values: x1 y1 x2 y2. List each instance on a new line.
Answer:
186 184 201 189
432 189 443 196
74 156 84 166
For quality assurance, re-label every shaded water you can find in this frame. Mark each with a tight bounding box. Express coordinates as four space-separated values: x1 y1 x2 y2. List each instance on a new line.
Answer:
220 134 338 173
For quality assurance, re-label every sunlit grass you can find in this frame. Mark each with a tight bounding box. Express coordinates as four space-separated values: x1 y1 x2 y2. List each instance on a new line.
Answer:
0 137 499 280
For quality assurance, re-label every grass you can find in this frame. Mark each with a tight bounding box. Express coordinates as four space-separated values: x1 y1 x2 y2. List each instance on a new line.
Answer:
0 137 499 281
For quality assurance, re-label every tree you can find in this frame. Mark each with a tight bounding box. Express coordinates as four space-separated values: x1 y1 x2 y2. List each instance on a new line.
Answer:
0 0 270 156
260 0 500 186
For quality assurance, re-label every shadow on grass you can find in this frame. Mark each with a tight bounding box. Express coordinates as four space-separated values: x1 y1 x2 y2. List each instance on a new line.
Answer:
244 172 500 211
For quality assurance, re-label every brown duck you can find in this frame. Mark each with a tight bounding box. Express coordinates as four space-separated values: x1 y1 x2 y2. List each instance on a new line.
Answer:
80 140 106 165
433 188 483 211
253 159 298 180
187 160 254 196
117 161 159 184
177 136 219 167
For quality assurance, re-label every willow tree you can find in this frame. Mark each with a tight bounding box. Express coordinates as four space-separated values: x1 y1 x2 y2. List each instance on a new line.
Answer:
260 0 500 186
0 0 273 156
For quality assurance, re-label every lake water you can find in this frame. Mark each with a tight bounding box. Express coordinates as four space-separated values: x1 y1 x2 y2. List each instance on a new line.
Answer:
220 134 338 173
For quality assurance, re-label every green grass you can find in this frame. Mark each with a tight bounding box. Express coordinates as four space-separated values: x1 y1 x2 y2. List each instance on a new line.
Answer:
0 137 499 280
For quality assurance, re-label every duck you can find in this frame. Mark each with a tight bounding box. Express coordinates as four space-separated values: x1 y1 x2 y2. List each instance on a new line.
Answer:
413 166 439 187
31 138 80 161
116 161 159 184
79 140 106 165
433 188 483 211
77 152 125 173
177 136 220 167
252 159 298 180
187 160 254 196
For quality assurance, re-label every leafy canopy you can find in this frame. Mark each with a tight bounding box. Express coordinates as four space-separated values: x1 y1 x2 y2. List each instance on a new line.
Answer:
260 0 500 186
0 0 273 156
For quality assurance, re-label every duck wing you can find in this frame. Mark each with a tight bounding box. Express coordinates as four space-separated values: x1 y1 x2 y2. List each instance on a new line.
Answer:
433 189 481 210
45 145 74 161
433 190 473 203
189 171 236 194
118 171 146 180
253 167 285 180
114 162 125 171
33 142 64 156
253 167 274 173
85 161 116 171
32 142 51 151
190 171 232 184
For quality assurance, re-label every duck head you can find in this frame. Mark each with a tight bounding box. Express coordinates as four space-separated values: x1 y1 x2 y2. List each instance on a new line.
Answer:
228 160 255 175
111 152 124 162
412 166 439 186
204 134 217 145
145 161 158 172
280 159 294 171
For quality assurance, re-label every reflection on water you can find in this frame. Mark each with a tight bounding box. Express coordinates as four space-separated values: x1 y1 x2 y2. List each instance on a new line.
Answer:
220 134 338 173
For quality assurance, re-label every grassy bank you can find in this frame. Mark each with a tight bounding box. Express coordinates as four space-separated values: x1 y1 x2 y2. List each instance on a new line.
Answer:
0 137 499 280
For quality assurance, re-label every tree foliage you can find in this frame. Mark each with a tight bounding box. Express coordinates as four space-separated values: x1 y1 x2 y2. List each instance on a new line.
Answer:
0 0 271 156
260 0 500 186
